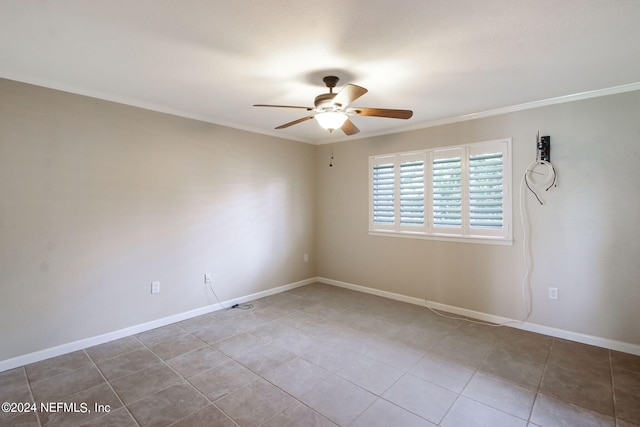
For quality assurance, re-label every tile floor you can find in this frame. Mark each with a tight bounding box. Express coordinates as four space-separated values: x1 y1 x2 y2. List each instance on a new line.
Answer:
1 282 639 427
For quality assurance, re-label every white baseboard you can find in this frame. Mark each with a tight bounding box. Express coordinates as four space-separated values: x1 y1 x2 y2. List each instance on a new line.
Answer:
0 278 316 372
317 277 640 356
4 275 637 372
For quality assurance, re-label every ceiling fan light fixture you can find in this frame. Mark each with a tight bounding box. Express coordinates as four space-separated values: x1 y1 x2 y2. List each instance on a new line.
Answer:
315 111 347 131
254 76 412 136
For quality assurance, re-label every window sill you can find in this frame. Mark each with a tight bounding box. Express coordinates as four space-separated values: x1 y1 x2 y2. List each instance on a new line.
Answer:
368 230 513 246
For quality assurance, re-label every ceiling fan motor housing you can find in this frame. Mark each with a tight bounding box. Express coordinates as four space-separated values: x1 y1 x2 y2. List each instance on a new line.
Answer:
322 75 340 89
315 76 341 110
314 93 338 110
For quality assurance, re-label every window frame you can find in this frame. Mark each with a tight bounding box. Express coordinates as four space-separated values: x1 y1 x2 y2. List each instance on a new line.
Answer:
369 138 512 245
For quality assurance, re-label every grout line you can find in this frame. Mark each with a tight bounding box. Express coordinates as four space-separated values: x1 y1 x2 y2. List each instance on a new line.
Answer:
21 366 44 427
437 331 500 425
87 347 142 426
132 333 214 424
609 349 619 426
534 339 620 423
256 358 334 427
527 336 555 423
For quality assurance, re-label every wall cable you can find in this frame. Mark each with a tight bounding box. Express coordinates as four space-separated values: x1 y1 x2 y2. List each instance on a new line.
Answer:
206 281 253 310
524 160 557 205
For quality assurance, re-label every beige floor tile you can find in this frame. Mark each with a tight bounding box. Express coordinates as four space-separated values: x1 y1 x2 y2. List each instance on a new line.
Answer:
0 369 33 424
146 332 206 360
550 339 610 366
0 411 39 427
441 396 527 427
216 378 298 426
278 310 325 329
540 355 614 415
301 342 363 374
429 333 495 370
351 398 436 427
263 357 331 397
127 382 209 427
95 347 161 380
235 344 295 375
336 353 403 395
301 320 351 342
30 364 105 402
382 374 457 424
409 354 475 393
613 368 640 425
254 302 297 319
260 400 336 427
392 323 450 352
611 351 640 374
273 330 323 355
188 358 259 402
301 375 377 426
25 350 93 384
479 346 545 390
170 405 236 427
79 407 138 427
135 324 186 346
175 312 218 333
491 336 551 369
165 346 230 378
109 364 182 405
497 328 553 355
212 332 268 359
190 320 244 344
249 320 300 342
227 312 273 331
530 393 615 427
37 382 122 426
0 368 30 402
363 338 424 371
462 372 536 420
85 336 145 363
616 419 640 427
328 327 380 355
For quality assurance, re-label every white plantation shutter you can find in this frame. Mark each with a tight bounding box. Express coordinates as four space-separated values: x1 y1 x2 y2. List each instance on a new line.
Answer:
432 154 462 228
370 139 511 243
371 160 395 227
370 154 425 232
469 152 503 229
399 156 425 227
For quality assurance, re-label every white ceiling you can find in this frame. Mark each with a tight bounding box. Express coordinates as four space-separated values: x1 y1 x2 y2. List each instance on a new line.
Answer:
2 0 640 144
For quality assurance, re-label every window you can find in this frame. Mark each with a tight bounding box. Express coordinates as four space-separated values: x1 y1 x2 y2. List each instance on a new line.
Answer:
369 139 512 244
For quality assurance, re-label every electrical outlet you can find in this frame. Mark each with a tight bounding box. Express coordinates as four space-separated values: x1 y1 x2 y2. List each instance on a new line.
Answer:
151 281 160 294
304 254 309 263
548 287 558 300
204 273 212 284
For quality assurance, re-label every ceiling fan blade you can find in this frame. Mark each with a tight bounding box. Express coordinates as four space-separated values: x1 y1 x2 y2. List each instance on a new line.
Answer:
341 119 360 135
275 115 315 129
347 107 413 119
254 104 314 111
331 84 368 109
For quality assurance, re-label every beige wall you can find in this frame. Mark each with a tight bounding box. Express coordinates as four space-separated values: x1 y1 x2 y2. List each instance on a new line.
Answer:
2 77 639 363
316 90 640 345
0 79 316 361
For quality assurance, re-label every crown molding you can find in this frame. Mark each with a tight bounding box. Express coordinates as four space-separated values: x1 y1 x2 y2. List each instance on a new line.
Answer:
320 81 640 145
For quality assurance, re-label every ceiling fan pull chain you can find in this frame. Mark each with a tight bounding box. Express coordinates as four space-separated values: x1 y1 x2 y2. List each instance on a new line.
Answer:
329 136 335 167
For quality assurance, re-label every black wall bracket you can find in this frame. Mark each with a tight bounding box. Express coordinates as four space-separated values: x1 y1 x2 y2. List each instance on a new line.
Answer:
537 134 551 162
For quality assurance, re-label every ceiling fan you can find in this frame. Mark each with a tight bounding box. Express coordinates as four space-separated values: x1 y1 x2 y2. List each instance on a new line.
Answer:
254 76 413 135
